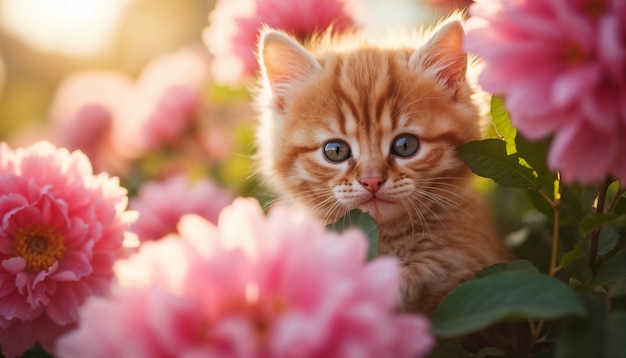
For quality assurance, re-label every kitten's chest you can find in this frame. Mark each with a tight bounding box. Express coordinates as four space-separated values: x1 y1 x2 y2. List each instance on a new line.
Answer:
376 220 436 258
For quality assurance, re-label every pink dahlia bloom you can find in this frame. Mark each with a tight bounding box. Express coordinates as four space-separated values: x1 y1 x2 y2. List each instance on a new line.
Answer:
0 141 134 357
128 175 233 242
203 0 356 84
57 198 435 358
464 0 626 184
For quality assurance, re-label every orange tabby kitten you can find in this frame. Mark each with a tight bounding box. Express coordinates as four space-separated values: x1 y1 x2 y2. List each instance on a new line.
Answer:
254 16 510 315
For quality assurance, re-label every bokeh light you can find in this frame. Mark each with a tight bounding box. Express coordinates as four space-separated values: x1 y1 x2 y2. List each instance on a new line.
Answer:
0 0 130 57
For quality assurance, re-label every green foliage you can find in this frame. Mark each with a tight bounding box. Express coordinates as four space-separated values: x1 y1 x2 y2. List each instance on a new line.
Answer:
438 97 626 357
431 262 585 338
327 210 379 260
457 139 537 189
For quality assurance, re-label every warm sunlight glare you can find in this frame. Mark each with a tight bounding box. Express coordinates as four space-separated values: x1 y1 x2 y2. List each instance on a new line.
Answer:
0 0 130 57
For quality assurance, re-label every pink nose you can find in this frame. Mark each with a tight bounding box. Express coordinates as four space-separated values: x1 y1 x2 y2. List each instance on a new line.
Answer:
359 177 385 194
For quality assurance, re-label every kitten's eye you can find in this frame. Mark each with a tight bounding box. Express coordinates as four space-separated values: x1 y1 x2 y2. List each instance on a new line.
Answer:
324 140 351 162
391 134 419 158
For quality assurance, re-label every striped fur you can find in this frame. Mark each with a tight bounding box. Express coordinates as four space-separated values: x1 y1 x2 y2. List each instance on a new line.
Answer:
254 15 509 315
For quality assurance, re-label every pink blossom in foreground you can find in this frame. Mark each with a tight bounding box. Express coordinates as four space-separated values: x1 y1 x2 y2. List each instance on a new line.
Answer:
128 175 233 242
56 198 435 358
203 0 356 84
464 0 626 185
0 141 135 357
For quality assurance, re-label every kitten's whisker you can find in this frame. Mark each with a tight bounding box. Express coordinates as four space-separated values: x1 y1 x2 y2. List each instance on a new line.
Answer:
408 193 447 239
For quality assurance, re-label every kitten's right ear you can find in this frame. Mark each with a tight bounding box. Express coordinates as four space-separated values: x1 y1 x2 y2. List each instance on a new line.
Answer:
259 29 321 110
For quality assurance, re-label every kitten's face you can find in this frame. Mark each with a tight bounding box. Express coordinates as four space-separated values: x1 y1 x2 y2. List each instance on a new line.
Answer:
256 21 481 225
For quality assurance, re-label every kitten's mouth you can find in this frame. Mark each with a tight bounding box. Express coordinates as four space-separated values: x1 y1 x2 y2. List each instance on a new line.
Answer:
359 197 393 216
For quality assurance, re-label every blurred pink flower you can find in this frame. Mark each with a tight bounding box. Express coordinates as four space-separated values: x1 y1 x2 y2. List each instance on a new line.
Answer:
49 72 134 174
57 198 434 358
50 47 210 167
464 0 626 185
0 141 134 357
203 0 356 85
128 175 233 242
113 47 210 158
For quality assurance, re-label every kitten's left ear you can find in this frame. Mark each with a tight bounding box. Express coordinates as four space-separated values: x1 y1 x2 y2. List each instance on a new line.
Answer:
259 29 321 111
410 19 467 98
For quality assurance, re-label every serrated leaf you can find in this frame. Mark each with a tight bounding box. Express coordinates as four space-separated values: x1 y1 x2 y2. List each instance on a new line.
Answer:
431 270 585 337
327 210 379 260
490 97 517 155
476 260 538 278
457 139 537 189
592 249 626 286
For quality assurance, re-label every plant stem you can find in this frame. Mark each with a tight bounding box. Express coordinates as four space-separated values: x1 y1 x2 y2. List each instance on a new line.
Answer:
549 175 562 276
608 187 625 213
589 179 611 272
528 320 544 344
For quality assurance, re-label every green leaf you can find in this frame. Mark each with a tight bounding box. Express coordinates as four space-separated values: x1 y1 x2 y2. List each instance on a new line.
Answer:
598 226 621 256
560 241 585 268
605 312 626 358
580 213 619 234
613 195 626 215
430 270 585 337
564 257 593 286
490 97 517 155
457 139 537 189
555 291 606 358
592 249 626 286
515 134 555 194
475 260 538 278
327 210 379 260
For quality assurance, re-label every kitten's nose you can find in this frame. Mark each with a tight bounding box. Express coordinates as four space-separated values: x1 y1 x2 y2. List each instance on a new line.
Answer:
359 177 385 194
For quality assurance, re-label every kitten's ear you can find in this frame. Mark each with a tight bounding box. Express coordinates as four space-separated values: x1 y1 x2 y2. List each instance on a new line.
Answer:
410 20 467 98
259 29 321 110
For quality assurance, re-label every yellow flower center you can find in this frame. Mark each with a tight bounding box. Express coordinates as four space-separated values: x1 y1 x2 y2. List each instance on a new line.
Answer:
13 225 66 272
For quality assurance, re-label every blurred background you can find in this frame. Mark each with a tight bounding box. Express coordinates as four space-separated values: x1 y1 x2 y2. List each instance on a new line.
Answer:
0 0 548 269
0 0 463 142
1 0 549 264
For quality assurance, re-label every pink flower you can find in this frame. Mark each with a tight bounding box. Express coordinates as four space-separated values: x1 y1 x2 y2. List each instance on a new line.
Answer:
49 72 135 174
56 198 435 358
128 174 233 242
0 141 134 357
464 0 626 184
203 0 356 84
113 47 210 158
50 47 210 164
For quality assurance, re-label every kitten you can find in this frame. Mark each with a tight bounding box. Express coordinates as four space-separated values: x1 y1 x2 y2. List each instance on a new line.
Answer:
253 16 510 315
